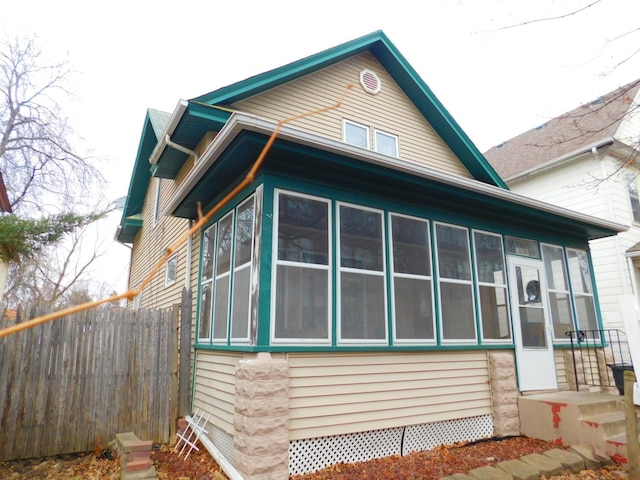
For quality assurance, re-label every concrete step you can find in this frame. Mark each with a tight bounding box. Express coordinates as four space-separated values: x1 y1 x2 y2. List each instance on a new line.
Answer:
575 397 622 417
581 411 627 437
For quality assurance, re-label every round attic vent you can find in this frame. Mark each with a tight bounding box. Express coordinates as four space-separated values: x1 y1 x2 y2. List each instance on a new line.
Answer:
359 69 381 95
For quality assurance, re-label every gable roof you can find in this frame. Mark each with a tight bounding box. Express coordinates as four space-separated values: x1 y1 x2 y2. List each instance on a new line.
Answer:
116 109 170 243
484 79 640 181
149 30 506 188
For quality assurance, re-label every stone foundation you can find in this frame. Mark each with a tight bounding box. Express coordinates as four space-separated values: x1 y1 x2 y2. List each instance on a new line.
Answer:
234 352 289 480
488 351 520 436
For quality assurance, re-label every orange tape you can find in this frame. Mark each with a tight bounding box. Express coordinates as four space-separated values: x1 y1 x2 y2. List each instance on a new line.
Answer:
0 84 354 339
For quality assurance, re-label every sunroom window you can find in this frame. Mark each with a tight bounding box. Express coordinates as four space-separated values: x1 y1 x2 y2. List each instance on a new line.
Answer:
198 195 256 344
390 214 434 342
338 204 387 343
435 223 476 342
231 197 255 341
567 249 598 332
473 231 510 341
272 191 331 343
541 244 574 340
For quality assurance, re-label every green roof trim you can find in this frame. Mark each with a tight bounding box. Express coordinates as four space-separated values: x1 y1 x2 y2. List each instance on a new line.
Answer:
117 109 169 243
192 30 507 189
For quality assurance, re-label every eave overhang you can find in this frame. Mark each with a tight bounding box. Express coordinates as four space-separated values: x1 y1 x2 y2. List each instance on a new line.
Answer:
166 113 627 242
149 101 232 179
191 30 506 189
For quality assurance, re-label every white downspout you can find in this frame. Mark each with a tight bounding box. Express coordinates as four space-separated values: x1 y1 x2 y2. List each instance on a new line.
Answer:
185 221 193 291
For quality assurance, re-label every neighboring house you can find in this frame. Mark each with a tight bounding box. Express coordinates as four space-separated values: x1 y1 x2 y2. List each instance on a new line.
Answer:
117 31 625 478
485 80 640 335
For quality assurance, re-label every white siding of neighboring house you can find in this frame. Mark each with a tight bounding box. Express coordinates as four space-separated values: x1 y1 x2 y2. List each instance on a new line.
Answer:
287 351 491 441
615 88 640 146
509 152 640 330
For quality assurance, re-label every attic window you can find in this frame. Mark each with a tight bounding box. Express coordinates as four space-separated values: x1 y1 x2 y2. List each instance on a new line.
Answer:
359 69 381 95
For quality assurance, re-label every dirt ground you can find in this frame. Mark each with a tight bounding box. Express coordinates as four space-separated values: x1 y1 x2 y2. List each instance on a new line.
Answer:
0 437 629 480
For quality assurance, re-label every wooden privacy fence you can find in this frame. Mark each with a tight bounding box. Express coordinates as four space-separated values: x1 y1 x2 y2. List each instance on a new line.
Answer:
0 305 180 462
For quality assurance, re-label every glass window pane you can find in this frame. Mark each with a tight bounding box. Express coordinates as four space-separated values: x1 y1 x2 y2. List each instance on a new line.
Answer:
567 250 593 294
575 295 598 331
202 225 216 280
278 194 329 264
213 275 229 340
479 285 511 340
391 215 430 275
345 122 368 149
505 236 540 258
231 266 251 339
340 272 386 340
548 292 573 338
519 307 547 347
440 282 476 340
217 214 233 274
234 199 254 267
542 245 568 291
394 277 434 340
474 232 505 284
436 224 471 280
375 131 398 157
199 283 212 340
340 206 383 271
275 265 329 339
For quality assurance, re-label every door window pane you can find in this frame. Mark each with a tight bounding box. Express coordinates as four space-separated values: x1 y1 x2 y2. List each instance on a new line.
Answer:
515 266 547 348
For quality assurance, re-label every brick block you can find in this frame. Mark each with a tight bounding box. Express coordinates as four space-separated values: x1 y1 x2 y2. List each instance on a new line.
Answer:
132 440 153 452
126 458 154 472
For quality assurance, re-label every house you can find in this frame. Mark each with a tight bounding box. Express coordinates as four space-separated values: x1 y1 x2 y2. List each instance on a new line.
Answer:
484 80 640 336
116 31 626 478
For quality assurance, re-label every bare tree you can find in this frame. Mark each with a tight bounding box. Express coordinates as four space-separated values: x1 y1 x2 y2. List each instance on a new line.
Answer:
0 34 103 215
0 35 110 309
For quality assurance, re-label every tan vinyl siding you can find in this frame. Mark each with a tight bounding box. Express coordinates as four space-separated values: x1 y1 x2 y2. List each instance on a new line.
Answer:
127 176 190 310
233 52 472 179
193 351 243 435
287 351 491 440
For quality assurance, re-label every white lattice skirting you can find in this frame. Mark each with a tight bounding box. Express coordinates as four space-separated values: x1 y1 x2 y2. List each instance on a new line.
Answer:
288 415 494 476
208 424 235 469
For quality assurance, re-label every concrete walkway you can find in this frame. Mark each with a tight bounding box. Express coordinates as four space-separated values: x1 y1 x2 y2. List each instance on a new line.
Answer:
440 444 611 480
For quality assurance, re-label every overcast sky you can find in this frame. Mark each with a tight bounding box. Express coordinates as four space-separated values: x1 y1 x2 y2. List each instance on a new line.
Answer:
3 0 640 294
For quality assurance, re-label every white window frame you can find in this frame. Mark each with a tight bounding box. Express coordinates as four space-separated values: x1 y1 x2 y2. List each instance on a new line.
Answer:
198 225 216 343
153 178 162 227
628 175 640 223
472 229 511 343
212 210 234 344
389 212 435 345
374 129 399 157
165 252 178 287
270 189 332 345
434 222 477 344
337 201 388 345
230 195 255 344
566 247 599 334
343 119 370 150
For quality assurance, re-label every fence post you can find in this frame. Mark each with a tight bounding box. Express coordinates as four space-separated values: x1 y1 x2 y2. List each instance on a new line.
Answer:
178 287 192 417
170 304 180 441
624 370 639 480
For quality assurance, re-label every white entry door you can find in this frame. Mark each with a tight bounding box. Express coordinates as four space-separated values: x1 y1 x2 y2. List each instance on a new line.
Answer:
507 256 557 391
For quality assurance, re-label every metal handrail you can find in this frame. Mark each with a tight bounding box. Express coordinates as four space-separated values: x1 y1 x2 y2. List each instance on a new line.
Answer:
565 329 632 392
